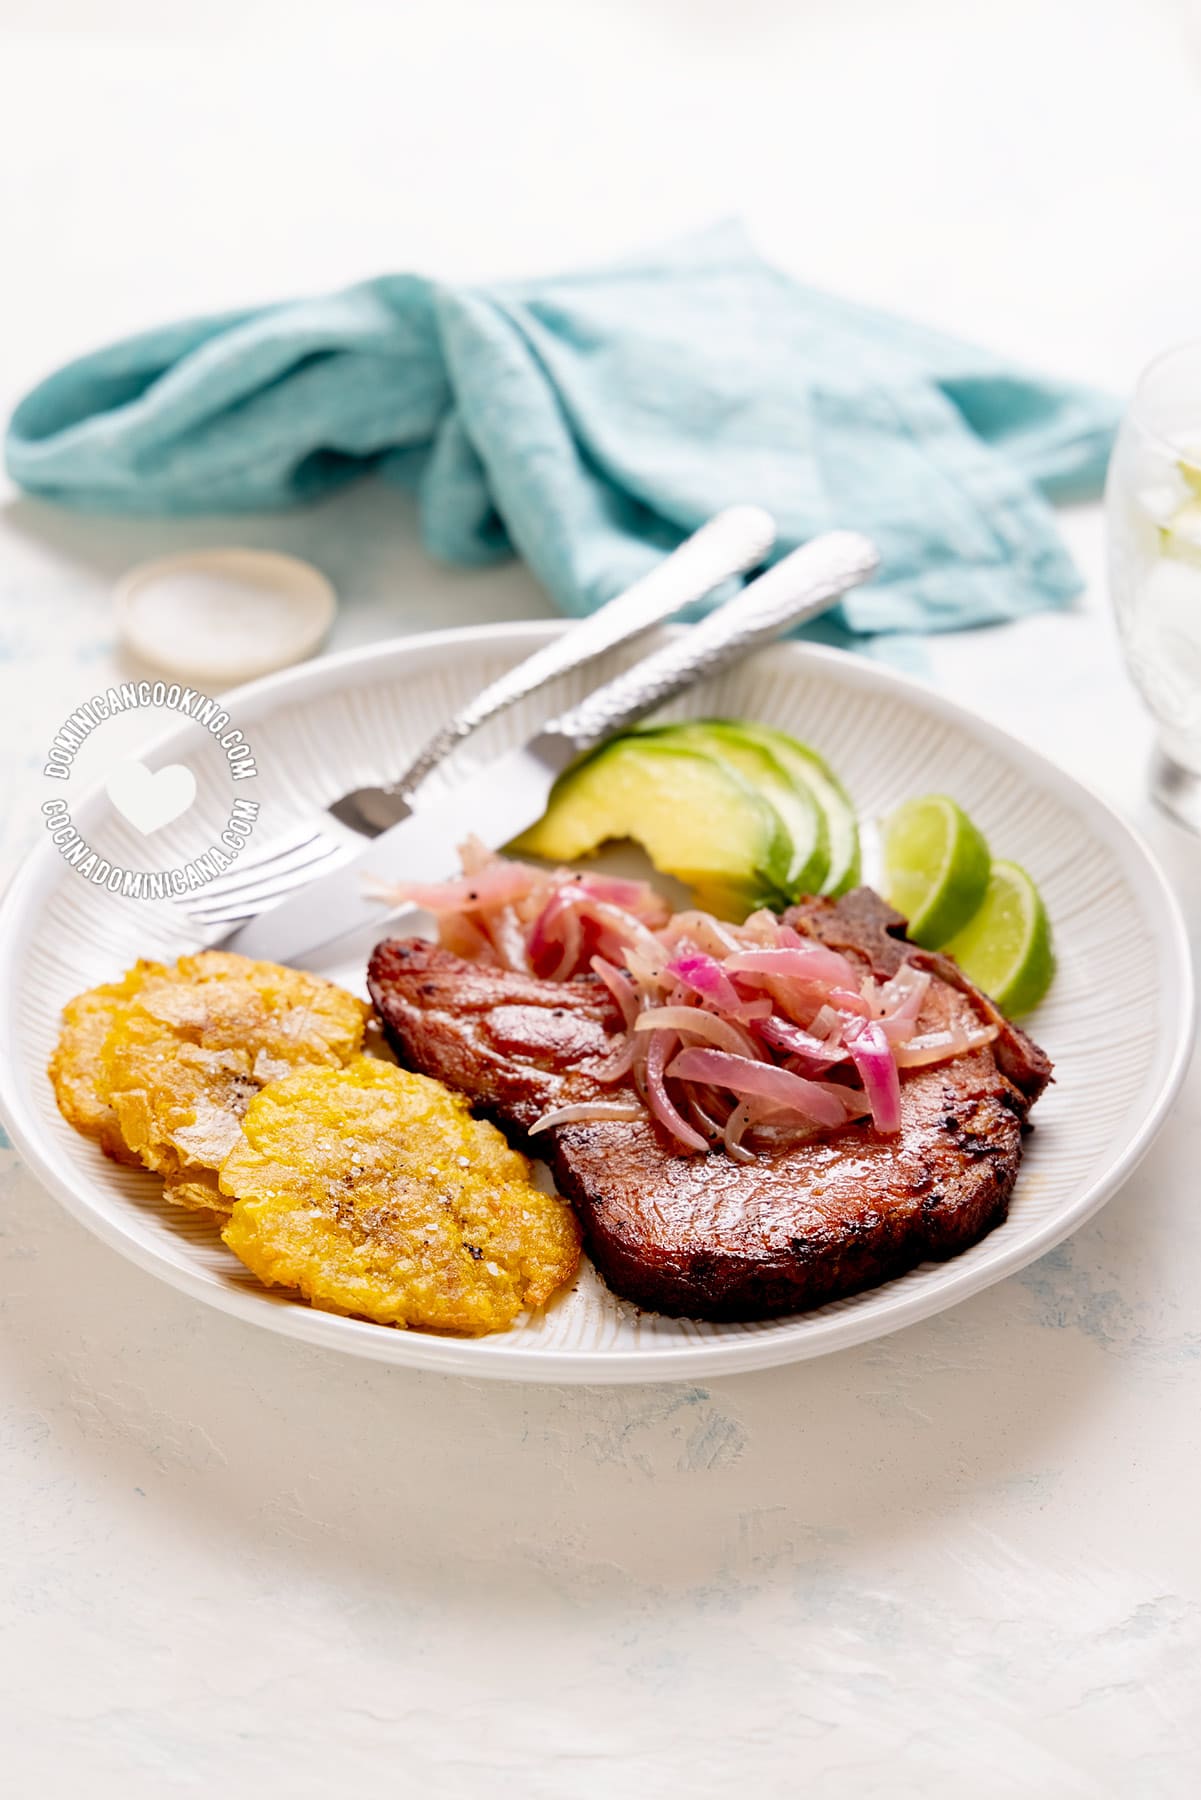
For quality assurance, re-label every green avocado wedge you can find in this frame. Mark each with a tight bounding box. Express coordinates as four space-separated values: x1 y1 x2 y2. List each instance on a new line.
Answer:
722 723 862 896
629 721 829 899
509 737 793 919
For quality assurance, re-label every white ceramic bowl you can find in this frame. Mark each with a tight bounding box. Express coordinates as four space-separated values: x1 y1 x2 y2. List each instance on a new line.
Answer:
0 625 1191 1382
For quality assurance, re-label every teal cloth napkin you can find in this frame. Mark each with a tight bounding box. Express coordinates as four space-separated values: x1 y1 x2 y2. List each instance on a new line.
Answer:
5 225 1119 635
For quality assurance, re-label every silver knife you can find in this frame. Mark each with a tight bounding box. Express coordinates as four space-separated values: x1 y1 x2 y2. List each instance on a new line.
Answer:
226 529 879 962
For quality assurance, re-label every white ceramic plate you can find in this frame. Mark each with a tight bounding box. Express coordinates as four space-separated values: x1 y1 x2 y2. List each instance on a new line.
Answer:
0 626 1192 1382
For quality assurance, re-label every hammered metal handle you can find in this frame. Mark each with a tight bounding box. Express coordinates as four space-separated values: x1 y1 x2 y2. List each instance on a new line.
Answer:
539 530 879 753
393 505 776 798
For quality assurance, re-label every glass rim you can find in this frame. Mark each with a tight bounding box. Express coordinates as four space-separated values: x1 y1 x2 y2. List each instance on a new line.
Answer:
1129 336 1201 458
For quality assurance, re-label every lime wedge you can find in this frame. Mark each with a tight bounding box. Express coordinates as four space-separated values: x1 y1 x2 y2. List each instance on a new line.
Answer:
880 794 991 949
942 860 1055 1017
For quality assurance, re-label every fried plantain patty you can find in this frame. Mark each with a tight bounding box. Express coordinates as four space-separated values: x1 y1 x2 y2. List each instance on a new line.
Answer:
51 951 367 1213
218 1057 581 1334
48 960 169 1165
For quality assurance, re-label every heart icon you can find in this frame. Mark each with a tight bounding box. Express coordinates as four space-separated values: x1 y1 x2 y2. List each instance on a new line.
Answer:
106 760 197 836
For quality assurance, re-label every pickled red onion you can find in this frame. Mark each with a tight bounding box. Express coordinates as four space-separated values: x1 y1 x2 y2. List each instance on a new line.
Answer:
590 955 640 1028
374 862 538 914
894 1022 998 1068
665 952 743 1012
529 1099 644 1134
665 1048 852 1129
723 945 862 987
646 1030 710 1154
631 1007 758 1059
755 1015 850 1066
383 845 998 1155
844 1020 902 1133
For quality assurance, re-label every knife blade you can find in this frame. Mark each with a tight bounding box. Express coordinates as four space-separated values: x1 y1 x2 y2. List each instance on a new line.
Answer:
226 738 576 961
223 528 879 963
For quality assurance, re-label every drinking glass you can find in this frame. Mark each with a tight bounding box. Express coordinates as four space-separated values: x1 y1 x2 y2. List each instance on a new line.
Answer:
1107 340 1201 829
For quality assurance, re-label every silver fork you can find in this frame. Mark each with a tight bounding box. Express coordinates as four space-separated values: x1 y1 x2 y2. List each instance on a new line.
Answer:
182 506 775 931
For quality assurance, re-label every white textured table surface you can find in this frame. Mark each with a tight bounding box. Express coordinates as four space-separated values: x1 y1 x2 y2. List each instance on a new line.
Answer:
2 3 1200 1794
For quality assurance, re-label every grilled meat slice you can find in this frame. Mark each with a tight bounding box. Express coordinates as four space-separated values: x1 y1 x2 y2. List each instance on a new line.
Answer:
366 943 625 1135
367 890 1051 1321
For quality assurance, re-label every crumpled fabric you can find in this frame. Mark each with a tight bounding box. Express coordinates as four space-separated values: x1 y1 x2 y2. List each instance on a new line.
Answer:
6 224 1118 635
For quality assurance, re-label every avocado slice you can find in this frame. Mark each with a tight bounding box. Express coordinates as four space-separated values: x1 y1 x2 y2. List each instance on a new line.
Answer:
510 737 792 919
629 721 829 900
725 722 861 896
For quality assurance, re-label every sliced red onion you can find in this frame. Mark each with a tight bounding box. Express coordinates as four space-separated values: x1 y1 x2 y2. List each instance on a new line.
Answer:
665 951 743 1012
844 1020 901 1133
724 945 862 988
458 834 497 875
726 996 774 1023
437 910 494 962
876 1013 921 1048
872 966 933 1047
721 1095 815 1162
625 953 670 999
593 1036 641 1084
721 1101 758 1164
684 1088 728 1145
659 911 745 958
529 1100 645 1134
576 873 669 923
741 909 787 944
479 903 532 973
878 963 932 1014
589 955 641 1028
632 1007 758 1059
756 1015 850 1066
829 986 872 1018
646 1031 710 1155
665 1048 852 1129
375 862 539 914
894 1023 998 1068
528 890 584 980
740 972 837 1029
807 1082 872 1121
879 986 925 1027
583 900 667 975
810 1004 843 1040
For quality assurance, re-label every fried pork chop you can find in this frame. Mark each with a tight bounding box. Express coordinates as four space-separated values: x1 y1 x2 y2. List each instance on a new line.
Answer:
367 890 1051 1321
